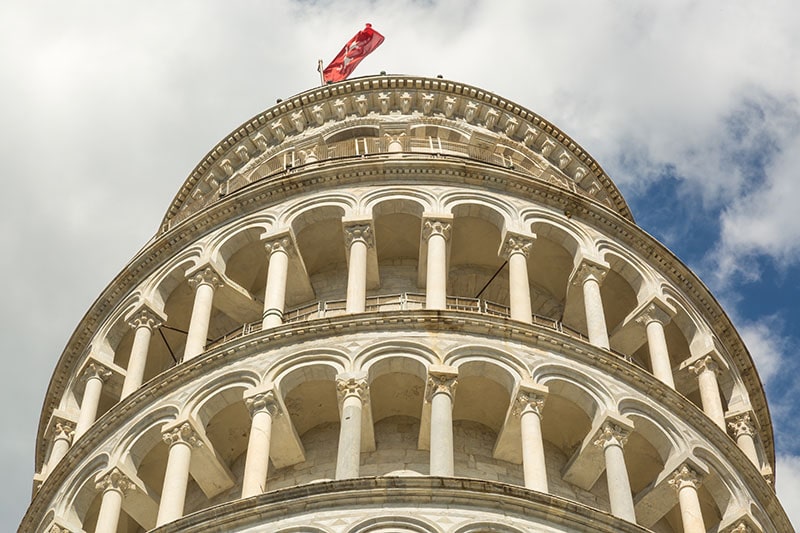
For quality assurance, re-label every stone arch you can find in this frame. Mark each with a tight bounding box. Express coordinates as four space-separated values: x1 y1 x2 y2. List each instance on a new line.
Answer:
273 355 345 434
450 358 517 433
442 193 515 234
363 188 434 216
115 405 180 473
453 524 526 533
90 293 140 362
444 346 526 390
409 121 472 143
348 515 442 533
323 123 381 144
281 194 355 233
60 453 108 527
533 364 613 415
596 240 660 303
142 245 205 313
186 370 261 428
207 212 275 269
691 447 739 524
356 340 438 376
522 209 596 264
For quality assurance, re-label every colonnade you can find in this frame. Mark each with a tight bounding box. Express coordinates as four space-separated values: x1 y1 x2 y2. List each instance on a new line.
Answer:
53 216 759 486
80 368 721 531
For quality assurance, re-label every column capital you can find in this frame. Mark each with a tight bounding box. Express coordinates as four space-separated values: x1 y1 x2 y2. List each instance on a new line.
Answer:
162 421 203 449
499 231 536 260
727 412 757 438
425 365 458 401
262 231 296 257
244 388 282 417
81 361 112 384
668 463 703 492
343 220 375 249
633 298 674 327
336 374 369 402
512 390 546 418
95 467 135 495
592 420 631 449
186 265 224 291
421 217 453 242
569 258 609 287
53 421 76 444
728 522 753 533
689 354 720 376
126 304 165 331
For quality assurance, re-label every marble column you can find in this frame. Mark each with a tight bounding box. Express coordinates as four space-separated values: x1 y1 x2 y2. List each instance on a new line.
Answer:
635 303 675 388
157 422 201 526
668 464 706 533
593 422 636 522
94 468 134 533
689 355 726 430
427 367 458 476
262 235 293 330
121 306 164 399
184 267 223 361
500 232 535 323
344 223 374 314
570 260 610 349
513 387 548 492
728 413 760 467
422 218 452 310
241 388 282 498
74 363 112 440
335 375 369 479
46 421 75 475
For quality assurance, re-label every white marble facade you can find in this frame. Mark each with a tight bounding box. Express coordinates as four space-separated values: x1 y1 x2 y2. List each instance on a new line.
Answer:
22 76 789 533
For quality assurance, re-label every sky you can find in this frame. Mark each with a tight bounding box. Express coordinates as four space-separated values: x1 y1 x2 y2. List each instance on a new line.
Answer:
1 0 799 530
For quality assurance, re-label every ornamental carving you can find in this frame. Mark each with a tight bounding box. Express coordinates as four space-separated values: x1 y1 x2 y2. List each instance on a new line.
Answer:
422 219 452 241
263 235 294 257
541 138 556 157
245 390 282 417
633 301 671 328
464 101 479 123
729 521 753 533
235 145 249 163
524 126 540 146
336 376 369 402
312 104 325 126
422 93 435 115
333 99 346 120
668 463 702 491
271 119 286 142
558 150 572 169
355 95 369 117
291 111 306 133
81 362 112 384
53 421 75 443
162 422 203 448
689 355 719 377
252 132 269 152
504 117 518 137
95 467 135 495
344 224 375 249
728 413 756 438
378 93 391 114
187 266 224 291
570 260 608 287
500 233 534 260
219 158 234 177
484 109 499 130
592 421 630 449
127 306 163 331
426 370 458 401
511 390 546 418
443 96 457 118
400 92 413 114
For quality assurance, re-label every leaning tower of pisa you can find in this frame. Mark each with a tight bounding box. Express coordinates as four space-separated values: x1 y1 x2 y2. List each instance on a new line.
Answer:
21 75 792 533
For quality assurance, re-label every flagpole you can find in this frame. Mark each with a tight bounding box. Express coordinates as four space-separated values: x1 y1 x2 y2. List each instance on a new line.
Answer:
317 59 325 86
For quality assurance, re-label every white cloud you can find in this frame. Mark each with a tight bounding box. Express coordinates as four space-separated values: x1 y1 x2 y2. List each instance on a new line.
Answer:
734 315 787 384
777 454 800 529
3 0 800 530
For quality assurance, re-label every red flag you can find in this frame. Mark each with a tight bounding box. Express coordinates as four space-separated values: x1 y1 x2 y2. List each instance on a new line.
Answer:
322 24 385 83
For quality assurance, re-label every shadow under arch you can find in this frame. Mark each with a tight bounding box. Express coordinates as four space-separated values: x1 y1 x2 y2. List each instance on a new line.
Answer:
59 452 109 528
207 212 275 269
691 446 740 527
185 369 261 428
349 515 442 533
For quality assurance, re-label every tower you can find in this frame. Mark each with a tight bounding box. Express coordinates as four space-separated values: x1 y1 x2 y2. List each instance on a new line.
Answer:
21 75 791 532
